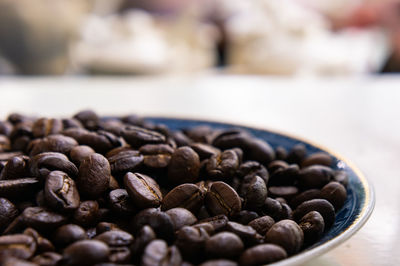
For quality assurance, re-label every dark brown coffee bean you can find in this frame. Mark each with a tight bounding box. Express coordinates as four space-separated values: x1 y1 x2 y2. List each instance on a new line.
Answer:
320 182 347 210
0 135 10 152
238 161 269 185
139 144 174 168
23 227 55 253
205 149 239 180
168 146 200 184
130 225 156 258
96 222 120 234
275 146 287 160
0 155 30 180
98 119 125 136
248 215 275 236
52 224 87 247
142 239 182 266
31 252 62 266
175 226 209 262
0 234 36 260
268 186 299 201
189 143 220 160
226 221 263 246
107 149 143 176
77 153 111 199
62 118 83 129
301 152 333 167
299 211 325 244
0 178 40 199
162 183 204 213
196 215 228 232
268 164 299 186
286 144 307 164
73 201 99 227
0 121 13 136
289 189 321 209
205 232 244 259
183 126 215 143
205 181 241 217
298 165 334 189
28 134 78 156
239 175 267 210
108 189 136 215
32 118 63 138
293 199 336 228
95 230 134 247
232 210 259 225
21 207 67 231
69 145 95 166
131 208 174 241
333 170 349 188
44 171 80 213
124 172 162 208
200 260 238 266
0 198 19 233
268 160 289 174
73 110 99 129
30 152 78 179
265 219 303 255
122 125 166 148
0 151 24 162
166 208 197 231
62 239 109 265
79 130 123 154
170 130 192 147
108 246 132 263
239 244 287 266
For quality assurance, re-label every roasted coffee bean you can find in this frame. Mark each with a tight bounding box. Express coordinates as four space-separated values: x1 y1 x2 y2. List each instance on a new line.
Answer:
162 183 204 213
130 225 156 258
124 172 162 208
62 118 83 129
175 226 209 261
0 155 30 180
79 130 122 154
299 211 325 244
205 149 239 180
238 161 269 185
107 149 143 175
28 134 78 156
0 178 40 199
274 146 287 160
95 230 134 247
61 127 89 143
289 189 321 209
239 244 287 266
0 121 13 136
248 215 275 236
265 219 303 255
96 222 120 234
189 143 220 160
69 145 95 166
184 126 214 143
0 198 19 233
30 152 78 179
171 131 192 147
0 234 36 260
52 224 87 247
142 239 182 266
166 208 197 231
108 189 136 215
131 208 174 241
32 252 62 266
268 186 299 201
239 175 267 210
205 181 241 217
333 170 349 188
62 240 109 265
262 197 292 221
77 153 111 199
122 125 166 148
0 151 24 162
168 146 200 184
268 164 299 186
98 119 125 136
301 152 333 167
200 260 238 266
73 110 99 130
226 222 263 246
32 118 63 138
196 215 228 232
109 175 119 190
286 144 307 164
9 122 33 143
298 165 334 189
205 232 244 259
268 160 289 174
73 201 99 227
44 171 80 213
21 207 67 231
140 144 174 168
23 228 55 253
108 246 132 263
232 210 259 225
121 114 144 126
192 223 215 235
293 199 335 228
320 182 347 210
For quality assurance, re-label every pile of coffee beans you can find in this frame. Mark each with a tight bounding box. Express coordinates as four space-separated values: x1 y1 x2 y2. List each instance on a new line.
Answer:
0 111 348 266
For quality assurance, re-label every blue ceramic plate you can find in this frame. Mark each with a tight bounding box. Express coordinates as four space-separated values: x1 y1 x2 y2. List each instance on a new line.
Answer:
145 117 375 266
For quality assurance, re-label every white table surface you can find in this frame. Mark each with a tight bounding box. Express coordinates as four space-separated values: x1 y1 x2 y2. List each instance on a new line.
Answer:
1 75 400 265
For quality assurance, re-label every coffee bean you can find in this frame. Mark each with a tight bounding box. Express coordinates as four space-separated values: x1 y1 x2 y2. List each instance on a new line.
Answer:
289 189 321 209
28 134 78 156
95 230 134 247
0 234 36 260
189 143 220 160
293 199 335 228
226 221 263 246
265 220 303 255
44 171 80 213
286 144 307 164
0 135 10 152
73 201 99 227
31 252 62 266
205 181 241 217
32 118 63 138
21 207 67 231
122 125 166 148
52 224 87 247
232 210 259 225
175 226 209 262
24 228 55 253
166 208 197 231
162 183 204 213
0 155 30 180
0 198 19 233
130 225 156 259
140 144 174 168
196 215 228 232
108 246 132 263
333 170 349 188
183 126 215 144
0 178 40 199
30 152 78 179
69 145 95 166
168 147 200 184
268 164 299 186
205 149 239 180
79 130 123 154
77 153 111 199
298 165 334 189
0 151 24 162
205 232 244 259
239 175 267 210
238 161 269 185
268 160 289 174
62 239 109 265
268 186 299 201
123 172 162 209
248 215 275 236
200 260 238 266
320 182 347 210
0 121 13 136
239 244 287 266
299 211 325 244
301 152 333 167
62 118 83 129
131 208 174 241
108 189 136 215
107 149 143 176
142 239 182 266
73 110 99 130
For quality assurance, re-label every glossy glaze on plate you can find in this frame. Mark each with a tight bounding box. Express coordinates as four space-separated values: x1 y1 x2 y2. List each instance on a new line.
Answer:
145 117 375 266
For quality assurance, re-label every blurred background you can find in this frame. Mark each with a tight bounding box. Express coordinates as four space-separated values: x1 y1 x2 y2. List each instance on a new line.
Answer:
0 0 399 76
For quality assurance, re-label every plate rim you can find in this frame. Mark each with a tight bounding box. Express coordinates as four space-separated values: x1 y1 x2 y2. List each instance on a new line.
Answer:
144 115 375 266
